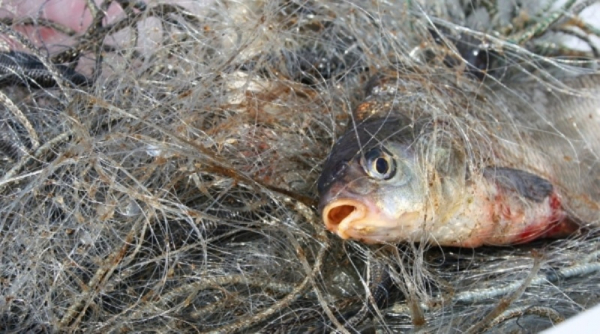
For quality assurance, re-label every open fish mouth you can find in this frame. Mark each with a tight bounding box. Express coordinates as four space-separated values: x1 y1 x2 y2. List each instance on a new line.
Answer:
322 198 415 243
322 195 428 243
322 198 369 239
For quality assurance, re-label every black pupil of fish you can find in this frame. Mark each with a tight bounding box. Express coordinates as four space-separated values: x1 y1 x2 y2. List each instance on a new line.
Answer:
374 157 389 175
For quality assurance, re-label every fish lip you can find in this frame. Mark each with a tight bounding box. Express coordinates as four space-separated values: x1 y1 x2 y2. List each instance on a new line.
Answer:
321 198 370 239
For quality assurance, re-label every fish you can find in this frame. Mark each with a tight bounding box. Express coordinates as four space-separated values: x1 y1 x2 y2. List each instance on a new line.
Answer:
318 72 600 247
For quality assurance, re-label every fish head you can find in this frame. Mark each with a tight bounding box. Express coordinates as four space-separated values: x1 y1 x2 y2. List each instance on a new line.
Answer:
318 116 428 243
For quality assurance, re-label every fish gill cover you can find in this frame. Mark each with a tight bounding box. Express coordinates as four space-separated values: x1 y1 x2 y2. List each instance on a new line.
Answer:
0 0 599 333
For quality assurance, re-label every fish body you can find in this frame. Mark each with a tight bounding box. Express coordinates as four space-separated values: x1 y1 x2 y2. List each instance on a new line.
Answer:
318 73 598 247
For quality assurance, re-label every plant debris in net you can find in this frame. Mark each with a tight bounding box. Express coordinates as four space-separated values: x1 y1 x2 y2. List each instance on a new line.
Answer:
0 0 599 333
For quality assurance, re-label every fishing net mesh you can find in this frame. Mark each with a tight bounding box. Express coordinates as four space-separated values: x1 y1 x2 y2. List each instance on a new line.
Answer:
0 0 599 332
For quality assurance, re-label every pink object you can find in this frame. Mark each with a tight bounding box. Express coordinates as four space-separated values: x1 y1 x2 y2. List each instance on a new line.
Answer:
0 0 127 51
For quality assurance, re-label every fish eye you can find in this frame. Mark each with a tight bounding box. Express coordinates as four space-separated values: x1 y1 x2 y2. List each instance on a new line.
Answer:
361 147 396 180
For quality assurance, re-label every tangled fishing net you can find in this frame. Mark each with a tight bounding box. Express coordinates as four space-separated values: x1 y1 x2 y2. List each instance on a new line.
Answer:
0 0 599 332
